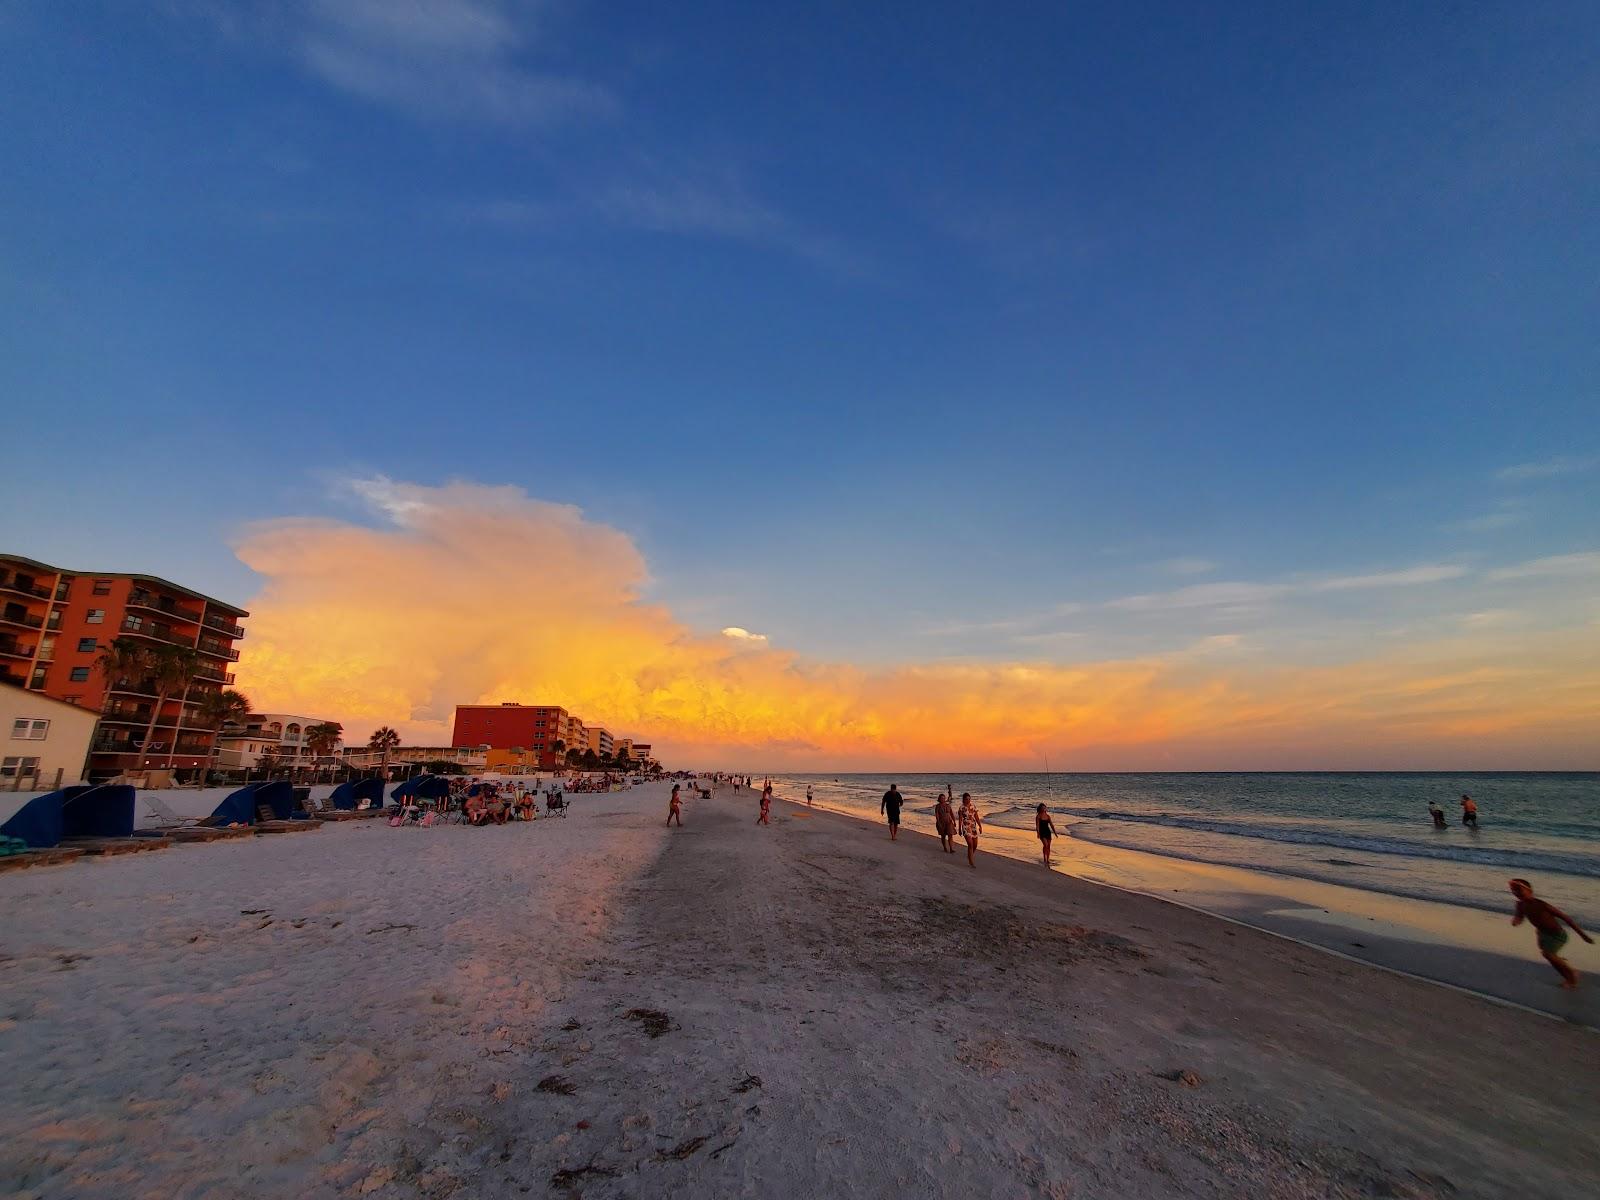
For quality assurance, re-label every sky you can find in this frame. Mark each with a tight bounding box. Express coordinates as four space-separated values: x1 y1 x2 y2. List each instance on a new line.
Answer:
2 1 1597 768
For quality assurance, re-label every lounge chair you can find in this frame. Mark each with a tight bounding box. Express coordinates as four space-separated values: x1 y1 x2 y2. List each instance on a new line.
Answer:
142 795 201 830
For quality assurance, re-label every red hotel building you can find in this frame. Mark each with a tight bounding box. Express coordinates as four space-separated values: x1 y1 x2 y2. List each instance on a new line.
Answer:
452 703 570 769
1 553 248 781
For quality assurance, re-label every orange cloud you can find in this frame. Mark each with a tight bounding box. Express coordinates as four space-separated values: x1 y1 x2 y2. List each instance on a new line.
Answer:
231 479 1600 770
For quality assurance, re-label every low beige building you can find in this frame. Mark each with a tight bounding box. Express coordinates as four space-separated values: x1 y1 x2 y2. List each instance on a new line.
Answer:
1 682 98 790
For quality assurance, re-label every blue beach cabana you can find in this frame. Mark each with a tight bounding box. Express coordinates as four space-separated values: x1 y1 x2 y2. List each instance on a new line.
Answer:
210 781 298 826
62 784 136 839
330 777 384 810
0 786 88 848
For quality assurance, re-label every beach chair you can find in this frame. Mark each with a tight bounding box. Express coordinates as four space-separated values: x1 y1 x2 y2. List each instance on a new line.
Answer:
545 793 569 818
142 795 200 830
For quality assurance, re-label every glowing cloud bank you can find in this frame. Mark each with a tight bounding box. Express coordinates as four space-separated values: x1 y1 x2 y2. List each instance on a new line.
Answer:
232 479 1600 769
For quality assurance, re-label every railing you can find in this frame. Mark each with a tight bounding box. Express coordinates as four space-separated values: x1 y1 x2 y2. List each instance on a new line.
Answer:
0 609 44 629
203 615 246 638
197 640 241 661
127 590 202 625
0 639 34 659
194 666 235 684
45 611 61 630
0 575 53 600
119 616 195 646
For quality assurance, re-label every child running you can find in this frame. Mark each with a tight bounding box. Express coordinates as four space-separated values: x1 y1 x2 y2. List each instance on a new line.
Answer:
667 783 682 827
1035 803 1057 864
958 792 983 868
1509 878 1592 989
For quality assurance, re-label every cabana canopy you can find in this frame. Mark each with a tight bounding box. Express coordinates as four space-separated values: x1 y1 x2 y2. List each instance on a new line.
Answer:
391 775 448 802
0 786 88 848
329 777 385 810
63 785 136 839
210 781 296 825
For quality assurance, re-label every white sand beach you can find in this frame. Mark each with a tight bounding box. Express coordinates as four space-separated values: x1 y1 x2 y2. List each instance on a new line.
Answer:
4 781 1598 1198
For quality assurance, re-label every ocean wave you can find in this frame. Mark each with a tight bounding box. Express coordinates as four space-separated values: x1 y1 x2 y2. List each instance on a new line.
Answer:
1059 809 1600 879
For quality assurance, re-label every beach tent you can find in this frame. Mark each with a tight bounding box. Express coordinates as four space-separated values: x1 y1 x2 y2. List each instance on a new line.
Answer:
0 785 89 848
329 777 384 810
209 781 297 826
61 785 136 839
391 775 449 803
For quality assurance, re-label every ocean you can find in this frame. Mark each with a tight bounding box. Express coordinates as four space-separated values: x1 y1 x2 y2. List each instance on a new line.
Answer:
767 772 1600 922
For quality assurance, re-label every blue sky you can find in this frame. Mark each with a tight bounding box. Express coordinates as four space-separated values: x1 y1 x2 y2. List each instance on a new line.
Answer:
2 0 1596 669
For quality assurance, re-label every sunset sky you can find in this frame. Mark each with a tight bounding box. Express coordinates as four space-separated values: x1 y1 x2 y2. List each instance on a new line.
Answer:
3 3 1596 767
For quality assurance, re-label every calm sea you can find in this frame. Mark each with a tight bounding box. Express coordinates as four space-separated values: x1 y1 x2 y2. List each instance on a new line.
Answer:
767 772 1600 922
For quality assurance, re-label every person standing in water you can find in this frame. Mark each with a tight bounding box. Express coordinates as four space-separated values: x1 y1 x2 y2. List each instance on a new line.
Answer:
1461 794 1479 828
881 783 904 840
806 784 813 806
1036 803 1057 864
934 791 956 853
958 793 983 868
1428 801 1448 829
1509 879 1592 989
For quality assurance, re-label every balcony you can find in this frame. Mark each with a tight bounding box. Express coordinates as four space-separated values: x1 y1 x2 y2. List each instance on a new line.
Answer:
194 666 235 685
118 616 195 646
197 640 241 661
1 668 25 687
1 608 44 630
127 590 202 625
0 638 34 659
203 614 246 639
0 574 53 600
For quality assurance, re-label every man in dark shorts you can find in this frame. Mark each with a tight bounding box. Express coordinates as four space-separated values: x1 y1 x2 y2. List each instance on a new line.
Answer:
1510 878 1592 989
881 783 904 840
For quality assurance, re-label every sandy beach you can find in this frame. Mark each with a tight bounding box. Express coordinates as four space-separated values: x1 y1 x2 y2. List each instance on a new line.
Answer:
4 781 1598 1198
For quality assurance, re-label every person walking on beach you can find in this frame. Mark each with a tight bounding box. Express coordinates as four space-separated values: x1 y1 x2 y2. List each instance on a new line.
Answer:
1429 801 1448 830
881 784 904 840
758 783 772 825
934 791 956 853
1509 878 1592 989
958 793 983 867
1036 803 1057 864
667 783 682 827
1461 794 1479 829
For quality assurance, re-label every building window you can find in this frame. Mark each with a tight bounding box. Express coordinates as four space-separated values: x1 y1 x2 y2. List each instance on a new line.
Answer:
1 757 41 778
86 609 105 624
92 580 112 595
38 635 55 662
77 637 97 652
69 667 90 682
11 718 49 740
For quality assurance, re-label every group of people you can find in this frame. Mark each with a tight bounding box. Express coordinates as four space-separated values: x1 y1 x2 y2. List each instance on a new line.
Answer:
1428 793 1480 829
879 784 1057 869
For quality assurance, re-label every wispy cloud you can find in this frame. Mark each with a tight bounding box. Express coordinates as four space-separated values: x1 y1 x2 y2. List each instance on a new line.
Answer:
169 0 615 125
593 170 862 273
1157 557 1217 576
1109 564 1467 612
1486 551 1600 581
1495 455 1599 482
1447 498 1528 533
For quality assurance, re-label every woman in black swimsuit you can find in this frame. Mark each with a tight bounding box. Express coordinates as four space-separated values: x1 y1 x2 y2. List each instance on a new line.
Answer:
1036 803 1057 865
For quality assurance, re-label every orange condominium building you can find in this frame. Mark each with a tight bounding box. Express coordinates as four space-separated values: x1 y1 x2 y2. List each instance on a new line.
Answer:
1 553 248 781
451 703 639 771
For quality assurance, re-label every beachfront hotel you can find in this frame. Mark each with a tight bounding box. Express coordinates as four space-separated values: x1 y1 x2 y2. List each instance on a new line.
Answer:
452 702 642 769
0 553 248 782
214 713 343 775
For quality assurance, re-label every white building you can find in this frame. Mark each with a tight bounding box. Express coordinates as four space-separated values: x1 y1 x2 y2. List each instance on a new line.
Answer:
1 682 98 790
340 745 488 771
216 713 342 772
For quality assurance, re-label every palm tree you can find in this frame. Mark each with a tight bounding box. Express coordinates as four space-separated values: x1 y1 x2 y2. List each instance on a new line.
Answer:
97 638 199 771
304 721 344 780
368 725 401 778
195 687 251 786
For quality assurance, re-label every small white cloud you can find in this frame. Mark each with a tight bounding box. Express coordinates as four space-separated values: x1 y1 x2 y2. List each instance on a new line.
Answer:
1495 455 1598 482
721 627 769 644
1459 610 1520 629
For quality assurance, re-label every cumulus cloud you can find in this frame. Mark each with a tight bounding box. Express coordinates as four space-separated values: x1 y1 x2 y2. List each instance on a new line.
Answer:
230 479 1600 769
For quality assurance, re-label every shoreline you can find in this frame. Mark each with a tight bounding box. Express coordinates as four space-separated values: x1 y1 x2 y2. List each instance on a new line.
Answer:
772 785 1600 1027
